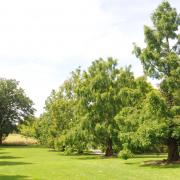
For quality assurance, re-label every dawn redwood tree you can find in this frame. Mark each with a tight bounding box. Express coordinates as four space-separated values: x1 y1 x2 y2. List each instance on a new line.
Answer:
0 78 34 144
133 1 180 162
79 58 136 156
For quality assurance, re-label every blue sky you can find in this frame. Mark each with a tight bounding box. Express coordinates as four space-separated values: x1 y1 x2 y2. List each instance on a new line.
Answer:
0 0 179 115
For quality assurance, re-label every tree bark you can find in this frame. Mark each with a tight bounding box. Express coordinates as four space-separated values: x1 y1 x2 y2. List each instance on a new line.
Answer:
167 138 179 162
0 132 2 145
105 139 113 157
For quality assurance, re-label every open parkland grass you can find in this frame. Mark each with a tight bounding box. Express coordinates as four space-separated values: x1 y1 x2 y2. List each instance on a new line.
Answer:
0 135 180 180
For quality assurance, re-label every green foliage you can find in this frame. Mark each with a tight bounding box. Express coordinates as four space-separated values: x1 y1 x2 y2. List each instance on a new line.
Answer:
19 117 37 138
19 116 50 145
115 79 160 152
133 1 180 79
78 58 138 155
26 58 142 156
118 144 134 160
133 0 180 161
26 68 90 153
0 78 34 143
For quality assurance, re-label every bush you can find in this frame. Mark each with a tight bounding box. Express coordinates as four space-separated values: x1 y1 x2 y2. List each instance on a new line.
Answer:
118 148 133 160
64 147 74 155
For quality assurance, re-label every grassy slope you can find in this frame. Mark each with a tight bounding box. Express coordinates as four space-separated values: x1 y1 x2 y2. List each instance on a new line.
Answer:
0 146 180 180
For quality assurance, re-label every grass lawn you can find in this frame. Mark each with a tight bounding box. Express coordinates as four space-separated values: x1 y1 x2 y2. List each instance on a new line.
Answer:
0 146 180 180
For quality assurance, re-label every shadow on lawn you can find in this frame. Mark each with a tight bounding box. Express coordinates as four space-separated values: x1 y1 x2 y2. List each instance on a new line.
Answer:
0 152 9 155
0 156 22 159
134 154 167 159
0 174 29 180
74 156 103 160
140 161 180 169
71 154 117 160
140 163 180 169
0 151 32 166
124 162 140 165
0 161 32 166
0 145 41 148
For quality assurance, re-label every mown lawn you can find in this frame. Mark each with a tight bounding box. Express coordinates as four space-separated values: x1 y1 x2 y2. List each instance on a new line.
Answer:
0 146 179 180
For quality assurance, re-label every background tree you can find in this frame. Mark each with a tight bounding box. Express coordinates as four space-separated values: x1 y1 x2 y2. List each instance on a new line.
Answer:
0 78 34 144
133 1 180 162
19 115 49 145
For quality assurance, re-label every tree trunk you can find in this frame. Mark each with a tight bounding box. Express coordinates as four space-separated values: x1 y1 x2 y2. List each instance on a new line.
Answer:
166 92 179 162
0 133 2 145
105 139 113 157
167 138 179 162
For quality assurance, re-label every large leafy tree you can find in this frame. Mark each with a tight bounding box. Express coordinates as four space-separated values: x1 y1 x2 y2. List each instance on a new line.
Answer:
79 58 136 156
0 78 34 144
133 1 180 162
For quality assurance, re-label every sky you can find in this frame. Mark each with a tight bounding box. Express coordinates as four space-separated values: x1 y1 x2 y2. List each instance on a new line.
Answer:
0 0 179 116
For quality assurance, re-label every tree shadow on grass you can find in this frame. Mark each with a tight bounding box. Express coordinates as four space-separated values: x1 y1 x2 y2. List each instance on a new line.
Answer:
140 160 180 169
0 174 29 180
72 154 117 160
49 149 57 152
0 161 33 166
0 156 22 160
0 145 41 148
0 145 28 148
134 154 167 159
124 162 140 165
74 156 103 160
0 152 9 155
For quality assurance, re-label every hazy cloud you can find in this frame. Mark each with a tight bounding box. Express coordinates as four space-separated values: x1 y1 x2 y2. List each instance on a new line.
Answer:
0 0 179 115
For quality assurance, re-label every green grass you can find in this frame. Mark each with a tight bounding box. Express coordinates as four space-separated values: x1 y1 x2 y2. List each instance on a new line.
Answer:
0 146 180 180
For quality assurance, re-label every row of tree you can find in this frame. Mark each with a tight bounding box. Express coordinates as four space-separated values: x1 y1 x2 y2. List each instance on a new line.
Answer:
20 1 180 162
0 1 179 163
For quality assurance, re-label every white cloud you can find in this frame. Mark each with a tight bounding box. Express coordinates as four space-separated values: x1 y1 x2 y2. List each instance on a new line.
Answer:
0 0 109 59
0 0 179 115
0 61 60 114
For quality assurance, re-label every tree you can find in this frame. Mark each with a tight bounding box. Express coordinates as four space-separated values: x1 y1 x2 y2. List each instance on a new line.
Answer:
115 89 169 156
115 76 154 154
31 68 89 153
133 1 180 162
19 116 47 144
0 78 34 144
79 58 137 156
